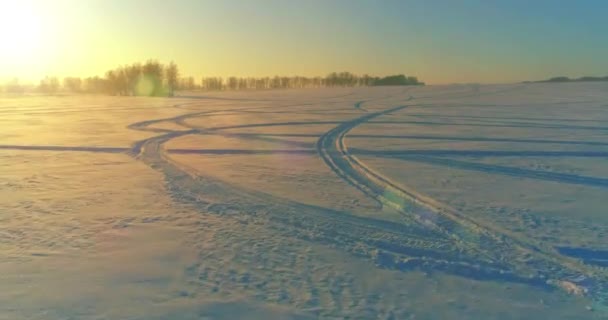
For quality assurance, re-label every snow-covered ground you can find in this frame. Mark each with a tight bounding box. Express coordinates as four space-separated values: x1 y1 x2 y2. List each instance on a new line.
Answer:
1 83 607 319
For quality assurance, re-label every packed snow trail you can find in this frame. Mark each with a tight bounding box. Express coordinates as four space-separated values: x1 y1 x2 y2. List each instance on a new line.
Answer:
315 99 608 310
120 88 608 311
128 102 542 286
4 86 607 317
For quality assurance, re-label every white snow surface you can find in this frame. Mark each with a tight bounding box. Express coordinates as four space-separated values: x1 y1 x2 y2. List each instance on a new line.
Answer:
1 83 607 319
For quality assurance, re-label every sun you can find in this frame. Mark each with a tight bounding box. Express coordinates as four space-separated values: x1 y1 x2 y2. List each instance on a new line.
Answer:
0 1 46 62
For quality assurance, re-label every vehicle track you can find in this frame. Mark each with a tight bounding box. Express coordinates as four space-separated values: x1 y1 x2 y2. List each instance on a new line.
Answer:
119 87 607 310
125 95 567 289
375 154 608 188
9 86 607 309
131 119 548 288
315 100 608 308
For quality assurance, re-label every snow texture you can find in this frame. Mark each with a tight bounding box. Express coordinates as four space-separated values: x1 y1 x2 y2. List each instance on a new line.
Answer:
1 83 607 319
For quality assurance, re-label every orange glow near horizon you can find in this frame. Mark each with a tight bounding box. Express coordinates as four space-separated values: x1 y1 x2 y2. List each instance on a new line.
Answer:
0 1 606 84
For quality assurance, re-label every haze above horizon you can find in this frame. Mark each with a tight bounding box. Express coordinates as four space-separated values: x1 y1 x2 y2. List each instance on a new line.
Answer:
0 0 606 84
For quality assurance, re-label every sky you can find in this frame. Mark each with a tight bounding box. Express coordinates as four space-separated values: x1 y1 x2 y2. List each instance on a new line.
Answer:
0 0 607 84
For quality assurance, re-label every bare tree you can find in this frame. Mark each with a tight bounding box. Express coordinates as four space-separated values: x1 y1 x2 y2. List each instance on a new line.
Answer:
125 63 142 95
39 76 60 95
165 61 179 96
63 77 82 93
142 60 164 96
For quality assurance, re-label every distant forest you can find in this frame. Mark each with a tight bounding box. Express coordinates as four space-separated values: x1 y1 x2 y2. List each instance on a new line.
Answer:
1 60 424 96
526 75 608 83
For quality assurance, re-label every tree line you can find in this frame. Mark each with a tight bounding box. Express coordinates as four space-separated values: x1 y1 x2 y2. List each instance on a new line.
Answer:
195 72 423 90
76 60 179 96
1 60 424 95
526 75 608 83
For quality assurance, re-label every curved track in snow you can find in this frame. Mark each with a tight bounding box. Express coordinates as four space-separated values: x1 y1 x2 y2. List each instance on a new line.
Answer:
120 88 608 309
314 99 608 308
5 86 608 314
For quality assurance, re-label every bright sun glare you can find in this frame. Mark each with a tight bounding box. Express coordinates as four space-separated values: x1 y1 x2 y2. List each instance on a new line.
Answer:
0 1 45 62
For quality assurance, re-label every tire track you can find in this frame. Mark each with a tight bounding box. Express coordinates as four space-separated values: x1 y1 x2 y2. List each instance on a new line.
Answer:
315 100 608 307
376 154 608 188
123 88 607 310
132 121 546 288
125 94 561 292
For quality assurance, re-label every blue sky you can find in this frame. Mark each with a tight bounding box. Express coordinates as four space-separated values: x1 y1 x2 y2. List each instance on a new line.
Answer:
2 0 607 83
